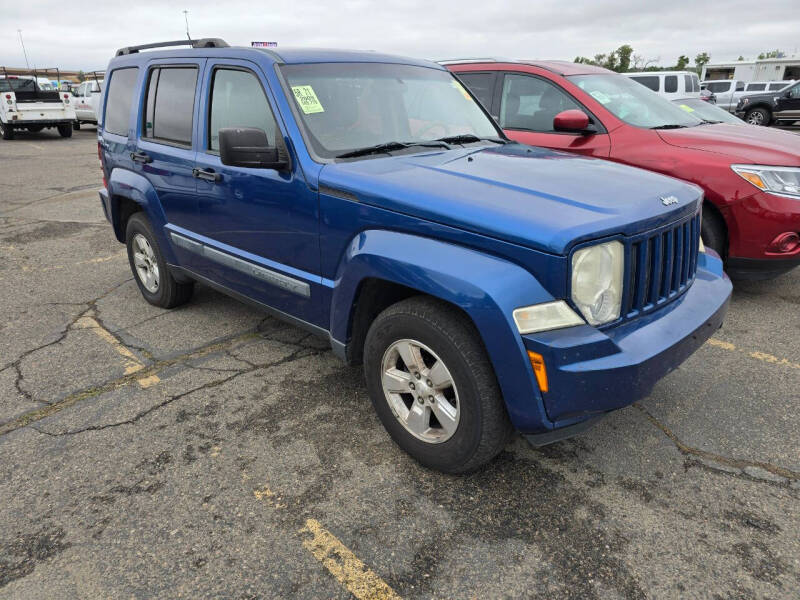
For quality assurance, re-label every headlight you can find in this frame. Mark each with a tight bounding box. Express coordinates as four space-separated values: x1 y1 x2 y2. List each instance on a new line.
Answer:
731 165 800 198
571 240 624 326
513 301 584 334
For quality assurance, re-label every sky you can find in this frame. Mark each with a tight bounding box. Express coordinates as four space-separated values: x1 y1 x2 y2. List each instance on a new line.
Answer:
2 0 799 71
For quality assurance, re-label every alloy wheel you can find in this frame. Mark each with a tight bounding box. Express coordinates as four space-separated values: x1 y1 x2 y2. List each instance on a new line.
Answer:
380 338 460 443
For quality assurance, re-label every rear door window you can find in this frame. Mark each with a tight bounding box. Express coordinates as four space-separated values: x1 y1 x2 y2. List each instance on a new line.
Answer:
706 81 731 94
143 66 198 146
747 83 766 91
665 76 678 93
769 83 787 91
104 67 139 136
456 72 497 111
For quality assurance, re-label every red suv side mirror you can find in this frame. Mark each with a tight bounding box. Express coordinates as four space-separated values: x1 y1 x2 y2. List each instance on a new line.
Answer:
553 109 592 134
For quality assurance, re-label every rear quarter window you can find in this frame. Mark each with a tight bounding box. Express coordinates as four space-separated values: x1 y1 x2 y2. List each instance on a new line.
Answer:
104 68 139 136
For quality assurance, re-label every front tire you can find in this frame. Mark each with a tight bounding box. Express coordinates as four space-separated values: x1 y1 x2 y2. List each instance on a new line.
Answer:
125 212 194 308
745 107 770 126
0 122 14 140
364 296 513 474
701 204 727 258
57 123 72 138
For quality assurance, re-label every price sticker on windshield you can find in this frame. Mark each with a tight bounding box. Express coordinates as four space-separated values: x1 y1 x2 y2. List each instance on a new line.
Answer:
451 80 473 101
291 85 325 114
589 90 611 105
678 104 695 113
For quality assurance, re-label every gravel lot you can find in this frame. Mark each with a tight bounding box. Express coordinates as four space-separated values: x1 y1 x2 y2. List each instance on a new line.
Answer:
1 127 798 599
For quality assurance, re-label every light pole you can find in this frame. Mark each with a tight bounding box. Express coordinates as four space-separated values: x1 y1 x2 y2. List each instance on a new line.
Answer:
17 29 30 69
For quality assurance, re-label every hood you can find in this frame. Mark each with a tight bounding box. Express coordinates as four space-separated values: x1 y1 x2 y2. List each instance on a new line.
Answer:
319 144 701 255
657 123 800 166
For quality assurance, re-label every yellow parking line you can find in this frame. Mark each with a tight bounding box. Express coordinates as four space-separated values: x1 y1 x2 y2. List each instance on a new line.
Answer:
75 316 161 387
707 337 800 370
299 519 402 600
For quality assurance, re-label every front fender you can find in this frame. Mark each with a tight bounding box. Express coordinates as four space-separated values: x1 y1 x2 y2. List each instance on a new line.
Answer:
107 168 176 263
330 229 558 432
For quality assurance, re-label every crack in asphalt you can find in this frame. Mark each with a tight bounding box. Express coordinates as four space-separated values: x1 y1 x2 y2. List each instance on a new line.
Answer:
0 182 100 217
0 279 134 406
635 403 799 485
29 344 326 437
0 329 262 438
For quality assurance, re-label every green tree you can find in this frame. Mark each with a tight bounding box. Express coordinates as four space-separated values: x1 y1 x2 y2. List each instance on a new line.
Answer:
758 50 785 59
77 70 85 82
695 52 710 71
675 55 690 70
615 44 633 72
737 55 745 61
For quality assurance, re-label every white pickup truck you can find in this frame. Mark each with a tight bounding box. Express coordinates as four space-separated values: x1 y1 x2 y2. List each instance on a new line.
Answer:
72 76 104 129
0 72 77 140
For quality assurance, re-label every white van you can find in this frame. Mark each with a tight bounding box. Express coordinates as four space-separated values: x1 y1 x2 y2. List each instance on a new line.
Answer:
624 71 701 100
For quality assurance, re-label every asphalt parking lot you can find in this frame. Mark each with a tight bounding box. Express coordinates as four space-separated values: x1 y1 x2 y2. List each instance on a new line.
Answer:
1 127 798 599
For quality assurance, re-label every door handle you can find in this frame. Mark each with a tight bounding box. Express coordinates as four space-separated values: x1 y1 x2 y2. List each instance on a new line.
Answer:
192 167 222 183
130 151 152 164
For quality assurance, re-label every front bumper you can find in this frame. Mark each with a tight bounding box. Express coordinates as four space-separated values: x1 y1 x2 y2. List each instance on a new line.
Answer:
725 189 800 275
521 252 731 431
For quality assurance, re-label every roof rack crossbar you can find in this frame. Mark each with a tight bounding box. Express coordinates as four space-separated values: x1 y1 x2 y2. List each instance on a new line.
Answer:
116 38 229 56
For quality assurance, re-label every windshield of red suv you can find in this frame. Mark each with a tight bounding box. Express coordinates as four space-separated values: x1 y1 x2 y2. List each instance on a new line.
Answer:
280 62 501 159
671 98 743 124
569 74 704 129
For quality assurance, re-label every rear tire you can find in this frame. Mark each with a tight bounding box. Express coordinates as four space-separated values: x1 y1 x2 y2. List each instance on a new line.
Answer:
701 204 726 258
57 123 72 138
363 296 513 474
125 212 194 308
744 107 770 126
0 122 14 140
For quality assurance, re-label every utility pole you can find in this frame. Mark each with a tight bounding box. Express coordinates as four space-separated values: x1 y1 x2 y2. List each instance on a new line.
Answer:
183 10 191 41
17 29 30 69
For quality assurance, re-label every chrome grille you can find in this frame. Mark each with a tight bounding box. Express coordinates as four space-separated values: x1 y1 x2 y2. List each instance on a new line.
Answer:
623 212 701 319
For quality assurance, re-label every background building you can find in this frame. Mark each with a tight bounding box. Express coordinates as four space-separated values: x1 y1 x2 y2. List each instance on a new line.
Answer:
701 56 800 81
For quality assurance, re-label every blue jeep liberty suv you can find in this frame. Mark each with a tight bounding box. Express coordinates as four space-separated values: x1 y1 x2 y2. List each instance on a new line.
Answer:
97 39 732 473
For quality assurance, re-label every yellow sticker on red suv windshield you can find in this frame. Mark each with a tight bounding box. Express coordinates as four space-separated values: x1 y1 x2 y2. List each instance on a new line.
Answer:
291 85 325 114
678 104 695 113
451 80 473 101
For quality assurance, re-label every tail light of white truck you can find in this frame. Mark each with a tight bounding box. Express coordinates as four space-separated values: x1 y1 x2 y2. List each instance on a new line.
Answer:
4 93 16 111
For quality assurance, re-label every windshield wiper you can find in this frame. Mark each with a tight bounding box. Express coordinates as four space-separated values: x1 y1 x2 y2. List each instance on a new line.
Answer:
435 134 508 145
335 140 451 159
650 124 689 130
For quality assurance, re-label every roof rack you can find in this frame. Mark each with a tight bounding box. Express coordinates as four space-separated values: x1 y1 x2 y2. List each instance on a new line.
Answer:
116 38 229 57
437 58 514 65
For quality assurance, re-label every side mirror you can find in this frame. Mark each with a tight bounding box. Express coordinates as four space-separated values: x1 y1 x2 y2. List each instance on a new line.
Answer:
218 127 289 170
553 109 594 134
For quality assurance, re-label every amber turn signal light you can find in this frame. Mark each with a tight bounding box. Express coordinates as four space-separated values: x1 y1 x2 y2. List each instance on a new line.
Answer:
527 351 549 393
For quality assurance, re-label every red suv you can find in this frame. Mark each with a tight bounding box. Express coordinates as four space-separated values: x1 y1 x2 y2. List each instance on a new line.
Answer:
446 60 800 279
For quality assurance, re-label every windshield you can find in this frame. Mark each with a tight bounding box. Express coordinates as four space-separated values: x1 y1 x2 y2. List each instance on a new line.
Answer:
280 62 501 159
569 74 703 129
671 98 743 124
